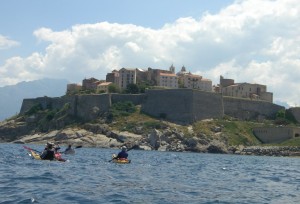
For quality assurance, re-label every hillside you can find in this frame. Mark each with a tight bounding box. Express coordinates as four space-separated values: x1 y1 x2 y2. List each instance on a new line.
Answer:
1 101 300 157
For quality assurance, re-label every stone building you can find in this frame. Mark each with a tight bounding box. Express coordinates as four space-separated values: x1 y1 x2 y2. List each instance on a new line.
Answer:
157 72 178 89
147 65 174 86
97 82 112 93
219 76 273 102
82 77 100 90
118 68 147 90
106 70 119 85
118 68 137 89
66 83 82 94
181 73 212 92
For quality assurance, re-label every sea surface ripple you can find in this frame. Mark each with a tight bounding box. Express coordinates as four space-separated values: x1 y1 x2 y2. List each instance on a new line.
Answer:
0 143 300 204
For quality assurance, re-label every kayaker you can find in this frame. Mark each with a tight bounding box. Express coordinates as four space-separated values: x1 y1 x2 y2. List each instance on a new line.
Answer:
65 144 72 152
115 146 128 159
40 143 55 160
54 142 61 152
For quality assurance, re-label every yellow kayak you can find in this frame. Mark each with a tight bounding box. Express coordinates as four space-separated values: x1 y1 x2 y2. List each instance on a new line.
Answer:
29 150 42 160
111 154 131 164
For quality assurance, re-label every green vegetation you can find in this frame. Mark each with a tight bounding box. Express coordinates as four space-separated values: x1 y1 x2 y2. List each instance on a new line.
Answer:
106 101 138 123
275 109 298 125
108 83 120 93
123 83 152 94
22 102 80 132
125 84 139 94
277 138 300 146
191 119 261 146
108 103 168 132
24 103 43 115
107 106 300 147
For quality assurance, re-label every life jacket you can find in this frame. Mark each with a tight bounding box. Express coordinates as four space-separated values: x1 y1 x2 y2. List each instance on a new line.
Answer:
40 150 55 160
117 151 128 159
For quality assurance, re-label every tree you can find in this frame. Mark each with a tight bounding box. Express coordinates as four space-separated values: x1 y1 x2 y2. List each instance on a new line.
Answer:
137 81 151 93
108 83 120 93
126 83 139 94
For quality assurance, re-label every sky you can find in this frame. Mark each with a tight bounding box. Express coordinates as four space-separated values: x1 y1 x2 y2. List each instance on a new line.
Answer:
1 0 300 107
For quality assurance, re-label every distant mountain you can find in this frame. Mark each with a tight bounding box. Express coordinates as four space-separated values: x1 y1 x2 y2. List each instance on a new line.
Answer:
0 78 69 121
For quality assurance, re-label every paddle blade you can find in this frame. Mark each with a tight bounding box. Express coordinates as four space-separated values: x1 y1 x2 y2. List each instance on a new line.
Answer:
75 145 82 149
23 145 32 151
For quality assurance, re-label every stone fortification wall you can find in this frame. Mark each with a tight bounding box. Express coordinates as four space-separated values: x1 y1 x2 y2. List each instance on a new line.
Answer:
286 107 300 123
76 94 110 121
192 91 224 122
50 96 77 115
20 90 285 125
253 127 300 143
141 89 223 124
141 89 194 124
111 93 146 105
20 96 77 116
223 97 284 120
20 94 110 122
20 96 53 114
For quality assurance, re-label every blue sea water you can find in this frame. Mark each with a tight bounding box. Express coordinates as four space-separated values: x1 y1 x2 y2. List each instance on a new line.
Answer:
0 143 300 204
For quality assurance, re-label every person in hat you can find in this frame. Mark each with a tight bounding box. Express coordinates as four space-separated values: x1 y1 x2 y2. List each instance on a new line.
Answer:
40 143 55 160
115 146 128 159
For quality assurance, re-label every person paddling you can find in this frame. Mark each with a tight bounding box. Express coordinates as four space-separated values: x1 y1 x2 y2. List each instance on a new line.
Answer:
40 143 55 160
54 142 61 152
65 144 72 152
114 146 128 160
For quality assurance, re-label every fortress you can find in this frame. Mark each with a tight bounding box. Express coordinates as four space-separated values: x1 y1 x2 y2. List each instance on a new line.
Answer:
20 89 284 125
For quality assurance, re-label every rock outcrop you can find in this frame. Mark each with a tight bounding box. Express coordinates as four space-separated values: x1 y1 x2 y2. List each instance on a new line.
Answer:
11 125 300 157
1 110 299 157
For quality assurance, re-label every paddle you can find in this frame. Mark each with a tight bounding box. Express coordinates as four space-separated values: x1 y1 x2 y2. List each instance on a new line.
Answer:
62 145 82 154
108 145 138 162
23 145 42 153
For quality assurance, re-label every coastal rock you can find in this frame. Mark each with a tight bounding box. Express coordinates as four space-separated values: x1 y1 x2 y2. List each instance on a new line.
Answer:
148 129 162 149
139 145 152 151
206 140 228 154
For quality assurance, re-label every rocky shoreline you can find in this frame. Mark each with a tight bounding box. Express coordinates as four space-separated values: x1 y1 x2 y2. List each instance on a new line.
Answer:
11 124 300 157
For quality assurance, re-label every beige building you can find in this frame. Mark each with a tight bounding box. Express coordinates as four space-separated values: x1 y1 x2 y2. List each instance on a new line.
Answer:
106 70 119 85
82 77 100 90
119 68 137 89
157 72 178 88
117 67 148 89
147 65 174 86
66 83 82 94
220 76 273 102
97 82 112 93
182 73 212 92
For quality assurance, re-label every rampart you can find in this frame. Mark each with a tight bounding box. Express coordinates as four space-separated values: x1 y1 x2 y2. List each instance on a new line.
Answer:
19 90 285 124
21 96 77 115
223 97 284 120
253 127 300 143
111 93 146 105
20 94 111 122
286 107 300 123
76 94 110 121
141 89 224 124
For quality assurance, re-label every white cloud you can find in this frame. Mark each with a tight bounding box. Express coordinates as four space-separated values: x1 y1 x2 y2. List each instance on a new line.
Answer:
0 0 300 106
0 35 19 50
